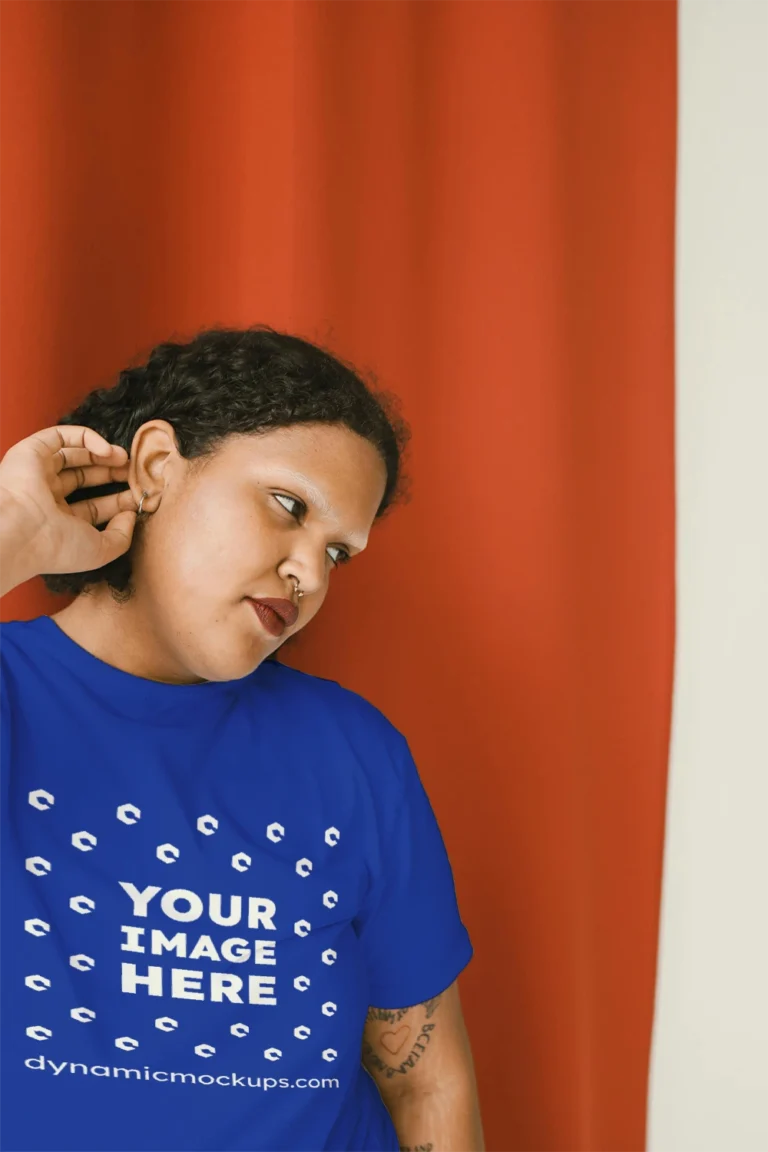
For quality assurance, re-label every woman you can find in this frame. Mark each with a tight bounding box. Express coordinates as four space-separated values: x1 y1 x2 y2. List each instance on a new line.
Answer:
0 327 483 1152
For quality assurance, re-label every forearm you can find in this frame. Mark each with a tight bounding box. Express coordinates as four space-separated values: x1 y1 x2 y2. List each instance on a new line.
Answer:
0 489 40 596
384 1082 485 1152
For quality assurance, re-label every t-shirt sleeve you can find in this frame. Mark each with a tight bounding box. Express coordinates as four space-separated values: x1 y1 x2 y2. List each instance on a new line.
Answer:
352 733 474 1009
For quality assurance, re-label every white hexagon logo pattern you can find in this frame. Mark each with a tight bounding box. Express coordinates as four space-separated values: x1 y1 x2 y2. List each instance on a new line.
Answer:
25 975 51 992
232 852 251 872
156 843 180 864
197 814 218 836
25 856 51 876
266 822 285 843
69 895 95 915
295 857 313 877
230 1023 249 1038
264 1048 282 1061
117 803 141 825
293 975 311 991
155 1017 178 1032
321 948 337 965
293 1025 311 1040
322 890 338 908
24 918 50 937
322 1001 337 1017
72 831 97 852
195 1044 215 1058
28 789 54 811
69 954 95 972
324 826 340 847
294 919 311 937
115 1036 139 1051
26 1026 52 1041
70 1007 96 1023
322 1048 338 1062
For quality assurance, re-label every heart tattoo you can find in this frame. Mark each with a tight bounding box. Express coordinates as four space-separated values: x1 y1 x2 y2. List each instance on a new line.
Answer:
380 1025 410 1055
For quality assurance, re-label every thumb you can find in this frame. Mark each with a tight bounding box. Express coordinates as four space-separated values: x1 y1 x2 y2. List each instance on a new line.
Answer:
95 509 138 567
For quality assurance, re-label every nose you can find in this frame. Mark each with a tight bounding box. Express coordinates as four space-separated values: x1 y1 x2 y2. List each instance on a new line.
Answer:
280 552 326 600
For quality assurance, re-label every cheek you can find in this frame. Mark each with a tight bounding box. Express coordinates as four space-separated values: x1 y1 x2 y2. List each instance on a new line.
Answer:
147 492 266 595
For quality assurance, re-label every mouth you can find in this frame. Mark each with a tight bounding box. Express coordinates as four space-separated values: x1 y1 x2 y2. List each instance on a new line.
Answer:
246 598 298 637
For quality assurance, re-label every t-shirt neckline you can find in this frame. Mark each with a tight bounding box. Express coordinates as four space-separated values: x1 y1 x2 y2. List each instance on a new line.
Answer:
22 615 254 724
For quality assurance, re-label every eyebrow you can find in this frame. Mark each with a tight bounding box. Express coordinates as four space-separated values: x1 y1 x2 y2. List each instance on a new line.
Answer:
267 467 369 550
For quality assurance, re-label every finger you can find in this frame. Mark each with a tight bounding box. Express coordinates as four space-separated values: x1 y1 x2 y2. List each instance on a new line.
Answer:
54 444 128 472
93 510 138 566
56 463 131 497
30 425 127 461
51 446 128 475
68 488 139 526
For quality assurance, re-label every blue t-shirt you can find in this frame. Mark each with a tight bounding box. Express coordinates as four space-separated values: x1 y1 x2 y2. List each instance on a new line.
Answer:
0 616 473 1152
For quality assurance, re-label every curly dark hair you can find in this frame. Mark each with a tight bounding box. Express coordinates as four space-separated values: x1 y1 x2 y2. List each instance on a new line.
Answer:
41 325 411 656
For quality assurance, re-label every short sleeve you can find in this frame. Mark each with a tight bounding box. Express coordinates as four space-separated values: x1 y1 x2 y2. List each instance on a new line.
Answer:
353 736 474 1008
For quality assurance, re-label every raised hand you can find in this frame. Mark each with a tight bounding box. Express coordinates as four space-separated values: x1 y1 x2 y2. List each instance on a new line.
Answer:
0 425 139 595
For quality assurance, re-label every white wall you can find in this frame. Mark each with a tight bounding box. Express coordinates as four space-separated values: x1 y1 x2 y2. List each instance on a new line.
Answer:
646 3 768 1150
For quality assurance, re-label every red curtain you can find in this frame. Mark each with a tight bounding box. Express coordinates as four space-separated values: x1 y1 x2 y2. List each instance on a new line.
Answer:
0 3 677 1149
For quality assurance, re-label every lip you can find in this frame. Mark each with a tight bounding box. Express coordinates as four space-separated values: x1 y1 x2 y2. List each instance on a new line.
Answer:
247 597 299 635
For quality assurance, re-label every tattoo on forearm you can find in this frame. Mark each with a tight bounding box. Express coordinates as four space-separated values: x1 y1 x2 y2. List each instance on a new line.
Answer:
365 992 443 1027
398 1145 434 1151
362 992 444 1080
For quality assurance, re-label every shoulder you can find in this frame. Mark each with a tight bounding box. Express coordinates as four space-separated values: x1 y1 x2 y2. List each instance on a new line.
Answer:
258 659 406 746
0 618 36 653
264 658 386 712
255 660 412 787
0 619 36 690
1 618 49 674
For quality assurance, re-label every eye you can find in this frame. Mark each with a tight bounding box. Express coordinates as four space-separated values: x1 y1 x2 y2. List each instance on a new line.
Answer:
327 545 352 567
273 493 303 520
273 494 352 569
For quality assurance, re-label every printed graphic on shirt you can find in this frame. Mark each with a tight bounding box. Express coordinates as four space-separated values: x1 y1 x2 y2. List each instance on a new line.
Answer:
19 785 362 1084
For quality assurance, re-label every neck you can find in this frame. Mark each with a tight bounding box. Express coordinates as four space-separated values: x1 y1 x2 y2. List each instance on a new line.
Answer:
50 591 208 685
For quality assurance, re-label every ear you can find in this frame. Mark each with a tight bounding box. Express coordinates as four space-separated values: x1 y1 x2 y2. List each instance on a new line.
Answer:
128 421 181 512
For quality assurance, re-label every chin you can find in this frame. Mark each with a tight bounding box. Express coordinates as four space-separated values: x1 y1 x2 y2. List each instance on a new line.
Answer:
208 647 272 683
181 628 273 684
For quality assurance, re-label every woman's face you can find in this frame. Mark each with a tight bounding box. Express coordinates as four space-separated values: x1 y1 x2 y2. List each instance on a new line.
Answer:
127 421 388 682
